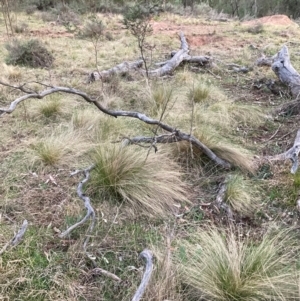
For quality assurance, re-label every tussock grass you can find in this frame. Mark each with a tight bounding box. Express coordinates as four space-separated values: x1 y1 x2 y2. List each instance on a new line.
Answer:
38 97 62 118
178 226 300 301
172 126 254 173
188 82 210 103
89 144 188 217
30 127 88 168
225 174 260 215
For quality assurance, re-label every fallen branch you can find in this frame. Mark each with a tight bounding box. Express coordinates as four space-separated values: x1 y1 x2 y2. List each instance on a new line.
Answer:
256 55 274 67
267 129 300 174
0 83 231 169
59 164 95 240
89 32 211 80
132 249 154 301
272 45 300 98
88 60 143 82
0 219 28 255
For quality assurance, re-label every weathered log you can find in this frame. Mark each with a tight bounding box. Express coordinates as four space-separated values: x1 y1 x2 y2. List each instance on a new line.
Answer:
272 45 300 98
148 32 189 77
267 129 300 174
89 60 143 82
256 55 274 67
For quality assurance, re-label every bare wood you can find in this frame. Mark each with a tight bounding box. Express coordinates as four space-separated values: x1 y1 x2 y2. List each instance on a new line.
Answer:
0 84 231 169
267 129 300 174
272 45 300 98
59 165 95 238
256 55 274 67
89 60 143 82
0 219 28 255
132 249 154 301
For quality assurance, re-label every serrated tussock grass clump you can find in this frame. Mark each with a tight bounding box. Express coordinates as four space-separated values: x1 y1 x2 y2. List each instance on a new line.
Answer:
31 128 88 168
225 174 260 215
89 144 188 217
178 226 300 301
188 82 210 103
172 127 254 173
38 97 62 118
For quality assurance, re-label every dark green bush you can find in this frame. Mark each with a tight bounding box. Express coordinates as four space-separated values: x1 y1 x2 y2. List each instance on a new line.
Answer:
6 39 54 68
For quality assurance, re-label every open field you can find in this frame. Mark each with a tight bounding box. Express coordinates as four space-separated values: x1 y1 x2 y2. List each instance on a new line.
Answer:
1 6 300 301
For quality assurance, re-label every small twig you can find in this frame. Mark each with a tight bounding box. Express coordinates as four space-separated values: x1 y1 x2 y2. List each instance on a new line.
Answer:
0 220 28 255
263 124 282 143
90 267 122 282
132 249 154 301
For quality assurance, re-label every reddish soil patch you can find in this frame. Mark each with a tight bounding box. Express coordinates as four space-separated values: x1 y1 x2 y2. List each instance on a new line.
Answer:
243 14 297 26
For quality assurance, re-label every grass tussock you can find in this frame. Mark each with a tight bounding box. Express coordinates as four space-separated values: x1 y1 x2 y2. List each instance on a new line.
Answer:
225 174 260 215
38 97 62 118
178 226 300 301
172 127 254 173
188 82 211 103
30 128 88 168
89 144 189 217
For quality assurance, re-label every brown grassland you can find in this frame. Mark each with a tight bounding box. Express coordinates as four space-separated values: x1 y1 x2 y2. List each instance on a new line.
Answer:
2 5 300 301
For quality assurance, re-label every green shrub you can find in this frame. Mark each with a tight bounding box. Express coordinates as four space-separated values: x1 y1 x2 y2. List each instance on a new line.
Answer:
6 39 54 68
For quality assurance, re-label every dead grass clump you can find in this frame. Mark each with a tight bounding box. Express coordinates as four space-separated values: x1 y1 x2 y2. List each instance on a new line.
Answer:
1 63 22 82
30 128 88 168
178 226 299 301
89 144 188 217
5 39 54 68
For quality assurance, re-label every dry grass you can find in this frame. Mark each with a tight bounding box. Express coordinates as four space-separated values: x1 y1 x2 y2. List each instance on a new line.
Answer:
29 127 89 169
88 144 189 217
225 174 260 215
178 226 300 301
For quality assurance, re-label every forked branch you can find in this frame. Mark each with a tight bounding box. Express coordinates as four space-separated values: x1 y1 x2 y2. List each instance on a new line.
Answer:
0 83 231 169
267 129 300 174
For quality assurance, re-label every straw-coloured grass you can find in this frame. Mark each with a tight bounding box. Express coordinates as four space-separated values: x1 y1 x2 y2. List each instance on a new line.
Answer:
178 226 300 301
88 144 189 217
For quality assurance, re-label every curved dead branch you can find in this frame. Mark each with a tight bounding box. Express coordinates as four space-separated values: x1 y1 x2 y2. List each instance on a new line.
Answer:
267 129 300 174
59 165 95 241
0 83 231 169
132 249 154 301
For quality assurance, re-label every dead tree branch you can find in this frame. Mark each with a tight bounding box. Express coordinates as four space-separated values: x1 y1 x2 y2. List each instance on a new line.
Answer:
59 165 95 239
0 220 28 255
272 45 300 98
0 83 231 169
88 60 143 82
89 32 211 80
267 129 300 174
132 249 154 301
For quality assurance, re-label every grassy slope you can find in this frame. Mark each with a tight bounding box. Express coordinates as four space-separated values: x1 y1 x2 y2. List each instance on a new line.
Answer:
1 9 300 301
